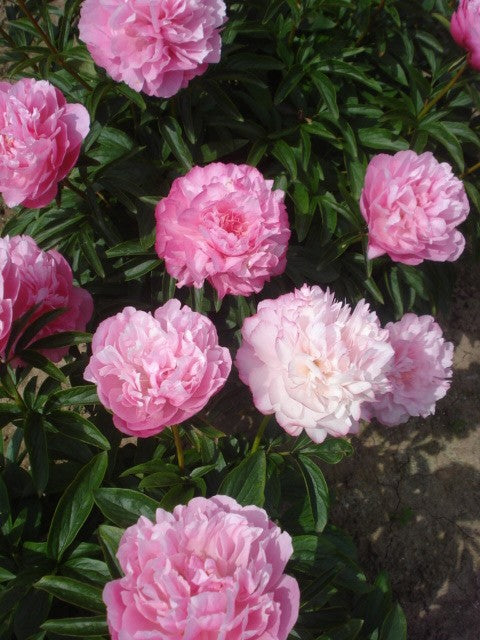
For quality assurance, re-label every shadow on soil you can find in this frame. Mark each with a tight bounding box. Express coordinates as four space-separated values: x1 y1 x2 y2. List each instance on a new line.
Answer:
325 259 480 640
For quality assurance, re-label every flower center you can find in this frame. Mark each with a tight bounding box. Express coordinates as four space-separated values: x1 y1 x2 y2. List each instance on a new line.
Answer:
218 210 248 236
0 133 15 153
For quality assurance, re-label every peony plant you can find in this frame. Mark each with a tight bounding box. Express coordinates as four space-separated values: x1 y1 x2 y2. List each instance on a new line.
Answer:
0 1 477 639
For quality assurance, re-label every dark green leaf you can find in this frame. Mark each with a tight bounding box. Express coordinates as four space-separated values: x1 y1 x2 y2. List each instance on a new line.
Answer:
296 455 329 533
24 412 49 493
379 604 407 640
219 450 266 507
42 616 108 637
35 576 104 614
97 524 123 577
47 411 110 450
159 116 193 170
94 488 158 527
45 385 99 410
19 351 66 383
47 452 108 561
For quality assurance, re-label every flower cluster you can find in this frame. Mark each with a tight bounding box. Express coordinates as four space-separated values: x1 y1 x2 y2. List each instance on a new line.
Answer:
363 314 453 427
78 0 227 98
155 163 290 298
103 495 299 640
451 0 480 70
0 78 89 209
84 301 231 437
235 285 395 442
0 235 93 362
360 150 469 265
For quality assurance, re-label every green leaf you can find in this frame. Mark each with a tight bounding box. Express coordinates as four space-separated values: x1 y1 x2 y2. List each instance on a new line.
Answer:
13 308 67 355
124 258 162 281
159 484 195 512
159 116 193 170
219 450 266 507
35 576 104 614
28 331 92 350
78 228 106 278
47 411 110 450
97 524 123 577
24 412 49 494
89 127 135 165
419 120 464 172
19 350 66 383
322 619 364 640
274 66 304 104
358 128 409 152
272 140 297 179
314 438 354 464
47 452 108 561
296 455 329 532
0 476 12 533
45 385 99 410
379 604 407 640
94 488 158 527
116 83 147 110
139 470 182 489
320 59 382 91
42 616 108 637
13 589 51 640
62 557 110 586
311 71 339 119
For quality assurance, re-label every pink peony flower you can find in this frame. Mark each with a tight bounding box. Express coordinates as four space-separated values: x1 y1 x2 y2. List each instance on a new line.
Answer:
103 495 300 640
451 0 480 70
235 285 394 443
360 150 469 265
155 163 291 298
78 0 227 98
0 235 93 362
84 301 231 437
0 79 90 209
363 314 453 427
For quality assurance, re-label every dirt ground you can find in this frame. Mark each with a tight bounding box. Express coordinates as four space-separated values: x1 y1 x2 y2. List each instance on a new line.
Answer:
325 257 480 639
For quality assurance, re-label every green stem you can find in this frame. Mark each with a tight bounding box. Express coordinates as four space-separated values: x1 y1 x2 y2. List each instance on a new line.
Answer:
461 160 480 179
418 62 468 120
16 0 92 92
172 425 185 472
63 177 87 201
251 415 271 454
356 0 386 46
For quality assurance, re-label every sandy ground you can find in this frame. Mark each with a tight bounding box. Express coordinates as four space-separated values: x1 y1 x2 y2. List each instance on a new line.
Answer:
325 258 480 639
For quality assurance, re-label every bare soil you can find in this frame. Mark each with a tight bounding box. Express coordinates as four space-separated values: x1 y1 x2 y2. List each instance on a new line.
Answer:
325 258 480 639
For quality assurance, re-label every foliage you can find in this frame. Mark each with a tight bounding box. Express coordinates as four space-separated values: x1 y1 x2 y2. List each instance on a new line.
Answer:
1 0 478 637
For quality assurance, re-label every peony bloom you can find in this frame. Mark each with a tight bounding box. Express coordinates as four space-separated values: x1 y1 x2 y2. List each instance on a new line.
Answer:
360 150 469 265
103 495 300 640
84 301 231 437
235 285 394 443
155 163 291 298
363 314 453 427
0 79 90 209
0 235 93 362
451 0 480 70
78 0 227 98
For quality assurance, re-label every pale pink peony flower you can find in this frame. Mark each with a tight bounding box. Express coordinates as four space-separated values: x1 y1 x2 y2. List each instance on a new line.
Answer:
360 151 469 265
235 285 394 443
451 0 480 70
0 79 90 209
363 314 453 427
84 301 231 437
78 0 227 98
103 495 300 640
155 163 291 298
0 235 93 362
